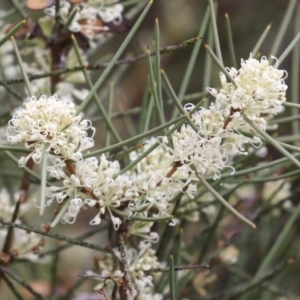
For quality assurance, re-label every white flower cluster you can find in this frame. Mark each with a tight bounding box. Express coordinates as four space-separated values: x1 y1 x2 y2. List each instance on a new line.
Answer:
86 241 162 299
48 154 128 229
162 56 287 180
6 95 182 228
48 147 184 229
5 54 288 298
6 56 287 231
208 56 287 130
44 0 124 40
7 95 94 166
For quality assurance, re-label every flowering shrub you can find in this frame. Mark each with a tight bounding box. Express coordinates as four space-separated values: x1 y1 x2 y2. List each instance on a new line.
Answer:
0 1 299 299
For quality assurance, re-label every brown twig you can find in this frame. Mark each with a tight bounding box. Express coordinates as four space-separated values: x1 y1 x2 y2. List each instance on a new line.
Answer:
118 233 134 299
0 37 202 86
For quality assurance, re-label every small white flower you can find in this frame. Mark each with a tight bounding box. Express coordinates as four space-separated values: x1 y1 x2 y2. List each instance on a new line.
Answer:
165 124 231 180
62 197 84 224
48 155 130 227
126 168 182 219
130 221 159 243
189 103 226 138
218 244 240 265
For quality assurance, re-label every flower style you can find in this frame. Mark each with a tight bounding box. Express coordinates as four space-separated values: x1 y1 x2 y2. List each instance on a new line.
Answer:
7 94 94 166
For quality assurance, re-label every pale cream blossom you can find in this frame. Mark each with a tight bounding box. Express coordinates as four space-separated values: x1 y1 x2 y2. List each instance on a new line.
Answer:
7 94 94 165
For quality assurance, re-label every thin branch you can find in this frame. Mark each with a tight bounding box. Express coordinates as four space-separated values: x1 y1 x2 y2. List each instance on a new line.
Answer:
0 220 110 253
0 37 202 86
148 264 210 273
